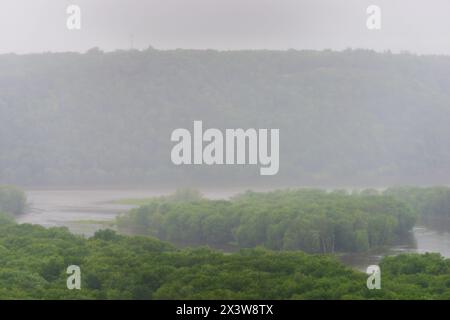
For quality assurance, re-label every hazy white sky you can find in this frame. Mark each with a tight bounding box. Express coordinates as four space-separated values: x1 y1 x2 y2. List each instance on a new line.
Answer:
0 0 449 54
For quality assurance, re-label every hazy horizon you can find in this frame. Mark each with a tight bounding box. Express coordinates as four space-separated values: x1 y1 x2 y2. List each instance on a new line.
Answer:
1 0 450 55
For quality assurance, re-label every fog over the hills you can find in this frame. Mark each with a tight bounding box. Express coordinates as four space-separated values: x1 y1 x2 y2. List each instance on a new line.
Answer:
2 0 450 305
0 0 449 55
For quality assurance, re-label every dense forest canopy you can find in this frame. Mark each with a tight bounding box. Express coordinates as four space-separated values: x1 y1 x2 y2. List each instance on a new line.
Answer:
116 189 417 253
0 217 448 299
1 49 450 186
0 186 448 299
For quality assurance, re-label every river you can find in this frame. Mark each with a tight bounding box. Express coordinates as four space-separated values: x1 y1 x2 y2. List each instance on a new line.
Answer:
16 189 450 271
17 188 247 235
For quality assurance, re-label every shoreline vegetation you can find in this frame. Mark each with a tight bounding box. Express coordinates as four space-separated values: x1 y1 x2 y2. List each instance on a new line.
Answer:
115 188 417 254
0 185 449 299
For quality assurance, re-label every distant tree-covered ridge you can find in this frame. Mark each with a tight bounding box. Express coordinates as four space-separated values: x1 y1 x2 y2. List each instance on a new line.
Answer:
0 216 448 299
116 188 417 253
1 49 450 186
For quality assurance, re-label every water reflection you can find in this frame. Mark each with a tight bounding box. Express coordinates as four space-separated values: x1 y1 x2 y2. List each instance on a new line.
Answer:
339 224 450 271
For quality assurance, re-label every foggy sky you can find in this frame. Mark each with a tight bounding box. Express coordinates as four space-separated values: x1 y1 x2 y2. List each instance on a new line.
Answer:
0 0 449 55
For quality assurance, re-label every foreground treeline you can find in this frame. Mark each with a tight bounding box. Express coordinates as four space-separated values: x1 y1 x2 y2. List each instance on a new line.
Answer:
117 189 417 253
0 218 449 299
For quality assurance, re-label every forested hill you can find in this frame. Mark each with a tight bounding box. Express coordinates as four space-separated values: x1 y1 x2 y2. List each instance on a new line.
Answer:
1 48 450 187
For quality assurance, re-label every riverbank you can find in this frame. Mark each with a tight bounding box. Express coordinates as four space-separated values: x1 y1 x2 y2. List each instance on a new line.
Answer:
15 189 450 271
